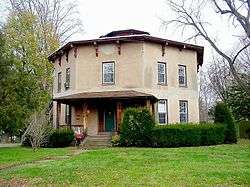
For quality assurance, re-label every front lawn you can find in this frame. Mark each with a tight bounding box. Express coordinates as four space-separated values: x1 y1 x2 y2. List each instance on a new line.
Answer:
0 139 249 186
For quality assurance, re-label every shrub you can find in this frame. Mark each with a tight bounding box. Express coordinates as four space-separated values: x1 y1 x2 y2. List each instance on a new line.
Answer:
238 121 250 139
152 123 224 147
120 108 155 147
21 111 53 150
214 102 237 143
111 135 121 146
48 128 74 147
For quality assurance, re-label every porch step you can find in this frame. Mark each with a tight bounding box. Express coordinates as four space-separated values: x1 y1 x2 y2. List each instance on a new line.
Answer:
81 134 112 149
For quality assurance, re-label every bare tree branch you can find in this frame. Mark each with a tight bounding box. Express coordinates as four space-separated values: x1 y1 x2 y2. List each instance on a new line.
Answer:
8 0 83 44
161 0 250 94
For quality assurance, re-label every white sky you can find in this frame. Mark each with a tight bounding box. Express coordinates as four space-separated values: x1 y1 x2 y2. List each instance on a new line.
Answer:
0 0 244 69
73 0 242 69
75 0 167 40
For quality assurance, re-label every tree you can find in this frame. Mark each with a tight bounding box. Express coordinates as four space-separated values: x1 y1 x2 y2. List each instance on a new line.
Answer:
21 110 53 150
8 0 83 44
161 0 250 94
0 0 83 140
205 47 249 121
199 68 218 122
214 102 237 143
227 84 250 121
0 31 18 139
0 12 58 139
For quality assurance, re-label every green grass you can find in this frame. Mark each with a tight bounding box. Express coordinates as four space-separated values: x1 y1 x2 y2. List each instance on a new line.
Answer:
0 146 73 168
0 140 250 186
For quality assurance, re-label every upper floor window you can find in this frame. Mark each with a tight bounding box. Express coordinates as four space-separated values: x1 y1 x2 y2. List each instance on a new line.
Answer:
66 51 69 62
158 100 168 124
65 68 70 90
179 100 188 123
57 72 62 93
58 57 61 66
178 65 187 86
102 62 114 84
158 62 166 84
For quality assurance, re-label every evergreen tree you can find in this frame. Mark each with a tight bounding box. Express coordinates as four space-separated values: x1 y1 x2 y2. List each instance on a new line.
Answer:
214 102 237 144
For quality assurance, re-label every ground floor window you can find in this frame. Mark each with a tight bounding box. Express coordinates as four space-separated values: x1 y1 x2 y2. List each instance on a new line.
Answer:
65 104 71 126
158 100 168 124
179 100 188 123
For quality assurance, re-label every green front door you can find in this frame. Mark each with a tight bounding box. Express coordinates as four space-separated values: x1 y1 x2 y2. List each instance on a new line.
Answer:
104 107 115 132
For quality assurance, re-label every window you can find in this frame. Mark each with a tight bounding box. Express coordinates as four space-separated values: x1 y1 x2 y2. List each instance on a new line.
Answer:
65 68 70 90
58 57 61 66
179 100 188 123
178 65 187 86
66 52 69 62
65 104 71 126
102 62 114 84
158 100 168 124
57 72 62 92
158 62 166 84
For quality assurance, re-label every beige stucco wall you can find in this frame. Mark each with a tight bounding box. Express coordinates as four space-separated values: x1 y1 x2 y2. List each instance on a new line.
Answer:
140 42 199 123
53 41 200 129
53 49 77 96
75 42 144 91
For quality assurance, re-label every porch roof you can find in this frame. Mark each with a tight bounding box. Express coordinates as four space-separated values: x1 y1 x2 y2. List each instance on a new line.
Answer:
53 90 157 103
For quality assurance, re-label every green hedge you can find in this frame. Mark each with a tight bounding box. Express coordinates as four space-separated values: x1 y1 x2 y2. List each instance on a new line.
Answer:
120 108 155 147
152 123 224 147
238 121 250 139
48 128 74 147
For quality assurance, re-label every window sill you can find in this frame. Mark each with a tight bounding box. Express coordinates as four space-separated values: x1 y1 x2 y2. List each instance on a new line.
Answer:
102 83 115 86
179 85 188 88
158 83 168 86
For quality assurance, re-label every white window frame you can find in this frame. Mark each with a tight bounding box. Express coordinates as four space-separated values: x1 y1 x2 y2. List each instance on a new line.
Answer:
158 100 168 124
179 100 188 123
102 62 115 84
178 65 187 87
158 62 167 84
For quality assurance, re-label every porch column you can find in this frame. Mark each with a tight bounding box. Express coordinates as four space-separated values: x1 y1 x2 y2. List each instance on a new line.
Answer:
56 102 61 128
82 103 88 130
145 99 153 114
116 101 122 132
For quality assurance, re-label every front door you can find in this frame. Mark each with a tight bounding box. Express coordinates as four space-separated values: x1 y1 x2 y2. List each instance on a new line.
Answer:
104 106 115 132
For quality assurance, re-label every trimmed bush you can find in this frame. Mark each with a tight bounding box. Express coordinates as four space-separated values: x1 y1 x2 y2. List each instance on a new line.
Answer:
238 121 250 139
152 123 224 147
48 128 74 147
120 108 155 147
214 102 237 143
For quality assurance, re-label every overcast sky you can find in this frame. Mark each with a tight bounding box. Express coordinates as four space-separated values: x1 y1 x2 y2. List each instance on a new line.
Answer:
75 0 166 40
0 0 243 69
73 0 240 69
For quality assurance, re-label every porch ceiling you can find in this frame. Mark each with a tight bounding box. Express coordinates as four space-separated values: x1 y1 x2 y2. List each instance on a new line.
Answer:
53 90 157 103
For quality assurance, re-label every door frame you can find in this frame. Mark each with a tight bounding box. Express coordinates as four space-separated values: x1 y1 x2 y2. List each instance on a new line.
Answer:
103 106 116 132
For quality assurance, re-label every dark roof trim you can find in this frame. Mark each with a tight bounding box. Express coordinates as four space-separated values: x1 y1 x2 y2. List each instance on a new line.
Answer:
48 34 204 66
99 29 150 38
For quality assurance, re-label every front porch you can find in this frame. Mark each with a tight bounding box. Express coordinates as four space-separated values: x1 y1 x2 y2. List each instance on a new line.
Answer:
54 90 157 136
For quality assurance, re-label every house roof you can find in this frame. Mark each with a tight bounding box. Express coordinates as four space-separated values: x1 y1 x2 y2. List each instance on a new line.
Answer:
53 90 157 103
99 29 150 38
48 29 204 67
